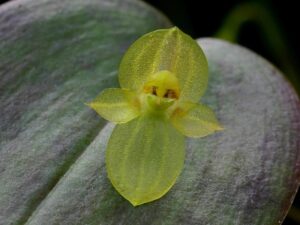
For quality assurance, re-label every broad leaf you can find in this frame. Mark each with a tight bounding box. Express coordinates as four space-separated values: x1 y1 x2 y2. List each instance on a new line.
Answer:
0 0 170 224
25 39 300 225
106 115 185 206
119 27 209 102
1 0 300 224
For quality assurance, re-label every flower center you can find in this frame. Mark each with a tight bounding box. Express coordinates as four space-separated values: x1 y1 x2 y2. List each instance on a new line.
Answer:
141 70 180 115
143 70 180 99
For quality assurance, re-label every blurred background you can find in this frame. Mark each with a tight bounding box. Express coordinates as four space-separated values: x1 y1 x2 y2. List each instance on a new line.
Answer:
0 0 299 224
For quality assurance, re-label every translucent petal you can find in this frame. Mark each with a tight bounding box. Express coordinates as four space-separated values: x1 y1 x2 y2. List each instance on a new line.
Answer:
119 27 208 102
171 102 223 137
106 115 185 206
87 88 140 124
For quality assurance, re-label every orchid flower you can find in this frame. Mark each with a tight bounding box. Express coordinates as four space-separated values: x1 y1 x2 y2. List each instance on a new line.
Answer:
87 27 223 206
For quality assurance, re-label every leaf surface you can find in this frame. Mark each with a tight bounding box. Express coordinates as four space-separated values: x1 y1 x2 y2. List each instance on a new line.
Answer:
0 0 170 224
1 0 300 224
26 39 300 225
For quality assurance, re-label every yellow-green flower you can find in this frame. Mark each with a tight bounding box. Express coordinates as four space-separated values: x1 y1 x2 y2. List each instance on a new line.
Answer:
87 27 223 206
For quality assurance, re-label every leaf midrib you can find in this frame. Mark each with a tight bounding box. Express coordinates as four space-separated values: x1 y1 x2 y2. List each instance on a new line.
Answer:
17 121 107 225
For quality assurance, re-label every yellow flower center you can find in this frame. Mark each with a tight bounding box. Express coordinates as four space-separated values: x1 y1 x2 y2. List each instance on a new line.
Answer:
143 70 180 99
142 70 180 114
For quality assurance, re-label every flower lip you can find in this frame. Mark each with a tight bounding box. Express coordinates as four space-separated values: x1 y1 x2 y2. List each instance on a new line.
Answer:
143 70 180 100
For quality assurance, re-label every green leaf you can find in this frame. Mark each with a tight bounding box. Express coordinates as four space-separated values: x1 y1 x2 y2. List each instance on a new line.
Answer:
87 88 140 124
119 27 209 102
106 115 185 206
1 0 300 224
23 38 300 225
0 0 170 224
171 102 223 137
